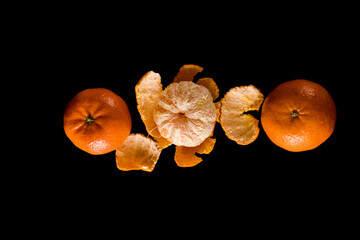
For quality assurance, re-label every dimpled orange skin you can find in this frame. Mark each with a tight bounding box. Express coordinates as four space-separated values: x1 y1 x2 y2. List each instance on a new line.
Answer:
261 80 336 152
64 88 132 155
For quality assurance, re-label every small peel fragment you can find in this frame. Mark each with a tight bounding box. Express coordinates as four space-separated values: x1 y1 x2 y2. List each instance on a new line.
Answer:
215 101 221 123
173 64 203 82
196 78 220 101
196 137 216 154
175 146 202 168
220 85 264 145
174 137 216 168
116 134 162 172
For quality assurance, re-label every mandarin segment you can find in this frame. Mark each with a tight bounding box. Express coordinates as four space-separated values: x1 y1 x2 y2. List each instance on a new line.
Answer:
115 134 162 172
173 64 204 82
220 85 264 145
154 81 217 147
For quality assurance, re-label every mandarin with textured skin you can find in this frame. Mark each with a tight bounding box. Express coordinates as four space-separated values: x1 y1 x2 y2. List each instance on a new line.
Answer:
261 79 336 152
64 88 132 155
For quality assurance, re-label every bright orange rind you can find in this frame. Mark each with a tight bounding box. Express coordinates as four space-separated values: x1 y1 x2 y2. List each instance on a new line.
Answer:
115 134 162 172
196 137 216 154
220 85 264 145
175 146 202 168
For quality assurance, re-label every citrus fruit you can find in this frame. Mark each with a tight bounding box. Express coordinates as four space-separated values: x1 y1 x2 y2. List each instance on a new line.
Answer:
116 134 161 172
220 85 264 145
261 79 337 152
153 81 217 147
64 88 132 155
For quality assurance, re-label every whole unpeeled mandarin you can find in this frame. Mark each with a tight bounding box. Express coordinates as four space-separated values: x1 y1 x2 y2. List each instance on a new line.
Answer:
261 79 336 152
64 88 132 155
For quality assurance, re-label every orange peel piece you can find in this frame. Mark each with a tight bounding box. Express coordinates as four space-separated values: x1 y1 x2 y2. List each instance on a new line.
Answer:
115 134 162 172
215 101 222 123
135 71 162 138
175 137 216 168
154 81 217 147
196 78 220 101
175 146 202 168
220 85 264 145
135 71 172 149
173 64 203 82
196 137 216 154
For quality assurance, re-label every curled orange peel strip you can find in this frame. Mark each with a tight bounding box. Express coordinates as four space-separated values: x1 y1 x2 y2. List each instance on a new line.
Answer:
173 64 204 82
175 137 216 168
135 71 172 149
196 77 220 101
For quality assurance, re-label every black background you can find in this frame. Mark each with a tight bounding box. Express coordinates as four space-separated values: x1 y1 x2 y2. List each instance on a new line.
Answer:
18 5 356 235
51 60 356 234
